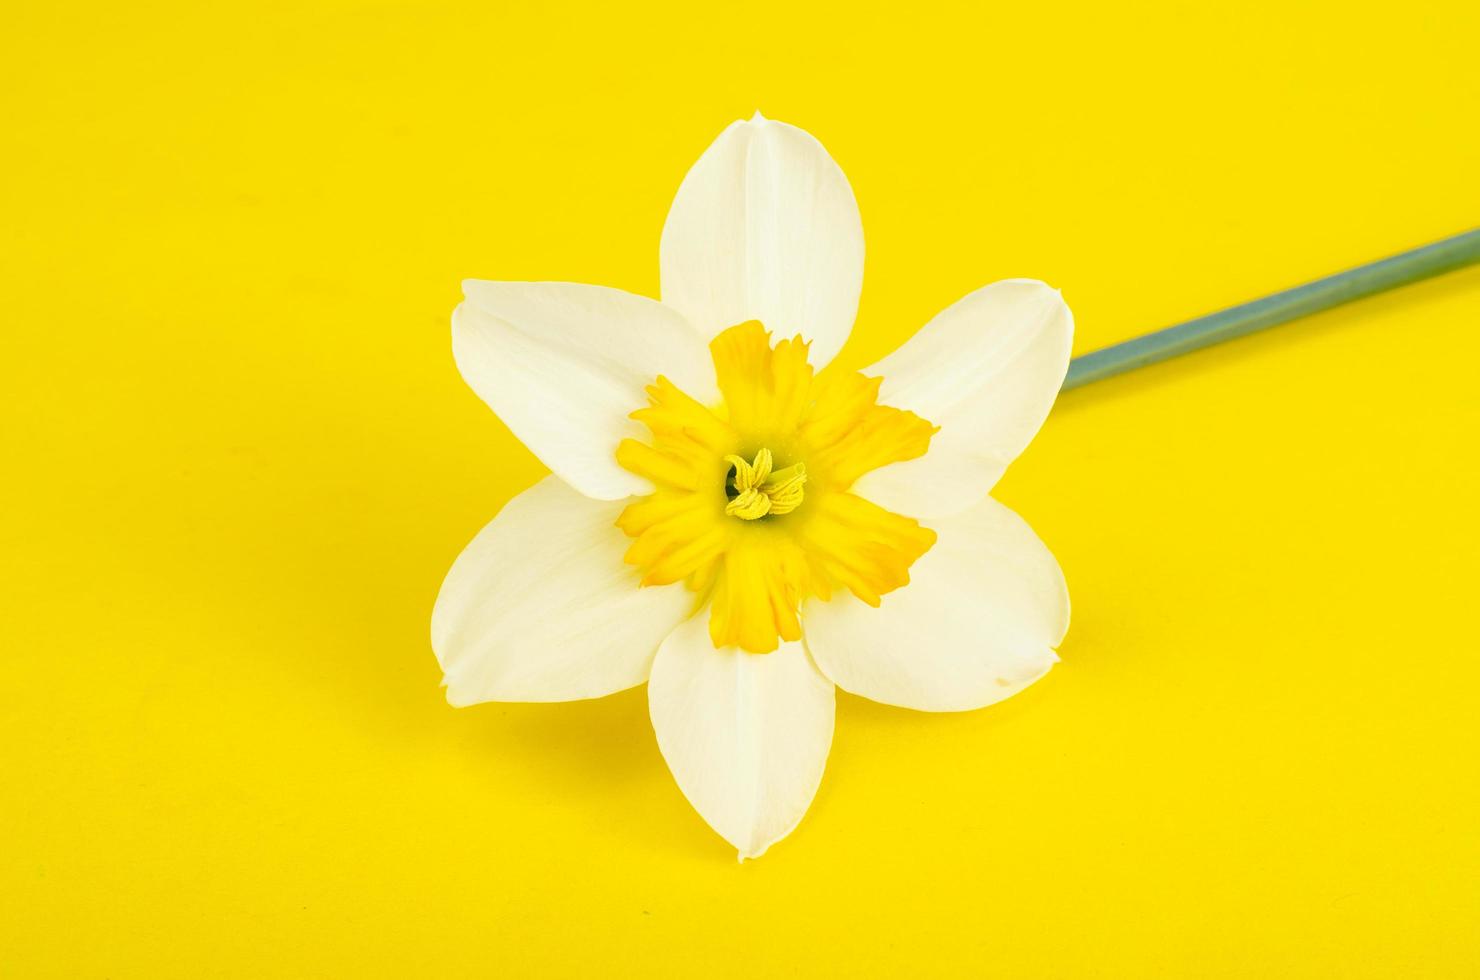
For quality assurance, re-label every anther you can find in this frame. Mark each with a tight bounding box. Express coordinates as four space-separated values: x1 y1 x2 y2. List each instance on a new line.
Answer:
724 449 807 520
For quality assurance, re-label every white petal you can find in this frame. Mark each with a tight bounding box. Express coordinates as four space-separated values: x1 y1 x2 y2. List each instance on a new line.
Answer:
453 281 715 500
853 279 1073 518
660 114 864 369
432 476 692 705
804 494 1069 712
648 613 835 859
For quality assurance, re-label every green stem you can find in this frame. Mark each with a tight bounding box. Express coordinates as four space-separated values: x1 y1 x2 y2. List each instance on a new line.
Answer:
1062 228 1480 390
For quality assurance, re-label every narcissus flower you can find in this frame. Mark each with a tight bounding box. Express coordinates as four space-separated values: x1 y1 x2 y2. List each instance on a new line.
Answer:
433 114 1072 859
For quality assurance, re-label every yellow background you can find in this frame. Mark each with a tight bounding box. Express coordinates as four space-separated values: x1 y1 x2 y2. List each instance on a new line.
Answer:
4 1 1479 975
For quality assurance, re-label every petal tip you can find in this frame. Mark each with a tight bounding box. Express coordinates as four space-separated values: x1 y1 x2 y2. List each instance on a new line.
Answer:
735 835 774 861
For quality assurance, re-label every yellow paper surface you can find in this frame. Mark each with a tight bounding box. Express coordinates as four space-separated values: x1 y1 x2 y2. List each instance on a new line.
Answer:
4 2 1478 976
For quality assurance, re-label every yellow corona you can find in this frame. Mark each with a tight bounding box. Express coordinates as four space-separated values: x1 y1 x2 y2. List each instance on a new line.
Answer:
615 321 939 653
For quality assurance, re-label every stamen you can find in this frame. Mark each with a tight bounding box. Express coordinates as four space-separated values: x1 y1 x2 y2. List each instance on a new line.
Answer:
763 463 806 515
724 449 807 521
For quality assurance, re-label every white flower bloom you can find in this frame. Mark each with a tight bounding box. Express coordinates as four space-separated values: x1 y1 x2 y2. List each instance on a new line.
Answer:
433 114 1072 859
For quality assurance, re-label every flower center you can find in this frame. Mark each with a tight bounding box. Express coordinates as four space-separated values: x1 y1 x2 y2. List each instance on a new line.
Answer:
723 448 806 521
613 320 939 653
